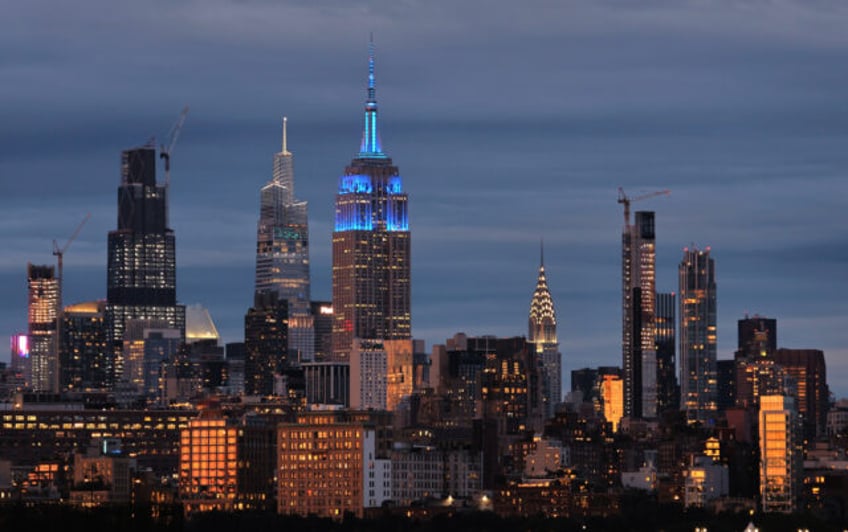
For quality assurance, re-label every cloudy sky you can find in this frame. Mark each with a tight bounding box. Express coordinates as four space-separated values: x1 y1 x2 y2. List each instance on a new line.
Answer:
1 1 846 395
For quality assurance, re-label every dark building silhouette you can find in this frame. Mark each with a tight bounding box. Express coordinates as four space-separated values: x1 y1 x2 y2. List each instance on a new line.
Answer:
105 146 185 388
60 300 107 391
310 301 333 362
737 315 777 359
331 42 410 361
244 291 288 396
655 291 677 412
773 348 828 440
716 359 736 412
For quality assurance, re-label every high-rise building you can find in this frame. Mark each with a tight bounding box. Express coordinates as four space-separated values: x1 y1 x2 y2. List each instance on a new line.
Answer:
243 291 288 396
601 373 624 432
528 247 562 418
772 348 828 440
655 292 677 413
759 394 802 513
255 118 314 362
105 146 185 387
28 263 59 392
622 211 657 418
679 246 717 425
310 301 333 362
61 300 107 391
331 41 410 361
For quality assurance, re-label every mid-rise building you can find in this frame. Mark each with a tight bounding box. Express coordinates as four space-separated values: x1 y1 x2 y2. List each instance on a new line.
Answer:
28 263 59 393
622 212 657 419
310 301 333 362
759 394 802 513
528 248 562 418
10 334 32 389
244 291 288 396
331 42 410 361
772 348 828 440
601 374 624 432
679 246 717 425
105 146 185 387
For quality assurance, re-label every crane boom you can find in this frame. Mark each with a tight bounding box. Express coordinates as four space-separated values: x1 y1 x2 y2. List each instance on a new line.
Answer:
617 187 670 227
160 106 189 187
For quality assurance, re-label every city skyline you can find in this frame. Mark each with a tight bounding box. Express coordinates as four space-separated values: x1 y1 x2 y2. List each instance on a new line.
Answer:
1 2 847 396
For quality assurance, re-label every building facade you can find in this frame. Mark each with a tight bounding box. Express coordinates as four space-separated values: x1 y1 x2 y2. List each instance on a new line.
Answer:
759 394 802 513
243 291 288 396
331 43 410 361
679 246 717 425
255 118 314 363
622 211 657 419
655 291 677 413
528 250 562 418
105 146 185 388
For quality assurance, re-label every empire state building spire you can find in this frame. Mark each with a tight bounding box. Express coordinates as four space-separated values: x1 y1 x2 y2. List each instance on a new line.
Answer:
359 35 385 158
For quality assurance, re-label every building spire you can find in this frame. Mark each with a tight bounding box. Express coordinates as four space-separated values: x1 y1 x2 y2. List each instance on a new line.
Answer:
540 238 545 269
281 116 290 155
359 34 385 158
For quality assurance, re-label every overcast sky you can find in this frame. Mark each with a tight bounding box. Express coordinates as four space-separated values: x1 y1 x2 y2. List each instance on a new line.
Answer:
1 0 846 396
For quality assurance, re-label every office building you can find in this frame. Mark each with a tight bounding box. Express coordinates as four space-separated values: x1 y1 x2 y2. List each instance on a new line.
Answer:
255 118 314 362
679 246 717 425
601 374 624 432
759 394 802 513
655 292 677 412
61 300 107 391
622 211 657 419
737 314 777 359
528 247 562 418
331 42 410 361
28 263 59 392
105 146 185 387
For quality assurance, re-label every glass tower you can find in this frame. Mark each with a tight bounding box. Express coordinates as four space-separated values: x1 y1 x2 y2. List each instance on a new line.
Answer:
28 263 58 392
105 146 185 387
331 41 411 361
255 117 313 362
679 246 717 425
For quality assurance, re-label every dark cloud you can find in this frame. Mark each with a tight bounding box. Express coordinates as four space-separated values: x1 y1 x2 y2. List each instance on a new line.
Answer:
2 0 847 395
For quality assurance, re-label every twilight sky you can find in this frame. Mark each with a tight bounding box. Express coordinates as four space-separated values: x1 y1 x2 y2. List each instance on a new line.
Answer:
1 1 847 395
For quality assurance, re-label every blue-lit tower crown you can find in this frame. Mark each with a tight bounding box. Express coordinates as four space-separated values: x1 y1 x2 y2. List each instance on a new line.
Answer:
331 39 411 361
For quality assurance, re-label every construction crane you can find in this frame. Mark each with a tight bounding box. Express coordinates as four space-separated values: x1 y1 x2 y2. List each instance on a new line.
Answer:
617 187 670 227
160 106 189 188
51 213 90 392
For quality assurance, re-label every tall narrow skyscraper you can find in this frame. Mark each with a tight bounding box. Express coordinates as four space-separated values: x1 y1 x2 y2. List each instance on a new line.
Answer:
255 118 313 362
679 246 717 425
655 291 677 413
528 245 561 418
331 41 411 361
622 211 657 419
105 146 185 387
27 263 58 392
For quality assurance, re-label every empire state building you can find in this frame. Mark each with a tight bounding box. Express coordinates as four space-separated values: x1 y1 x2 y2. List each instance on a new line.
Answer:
331 43 411 361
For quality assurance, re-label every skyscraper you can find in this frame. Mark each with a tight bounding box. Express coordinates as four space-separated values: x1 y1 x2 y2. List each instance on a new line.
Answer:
244 290 288 396
255 118 313 362
759 394 802 513
27 263 58 392
528 246 561 418
331 41 411 361
105 146 185 387
679 246 717 425
622 211 657 419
